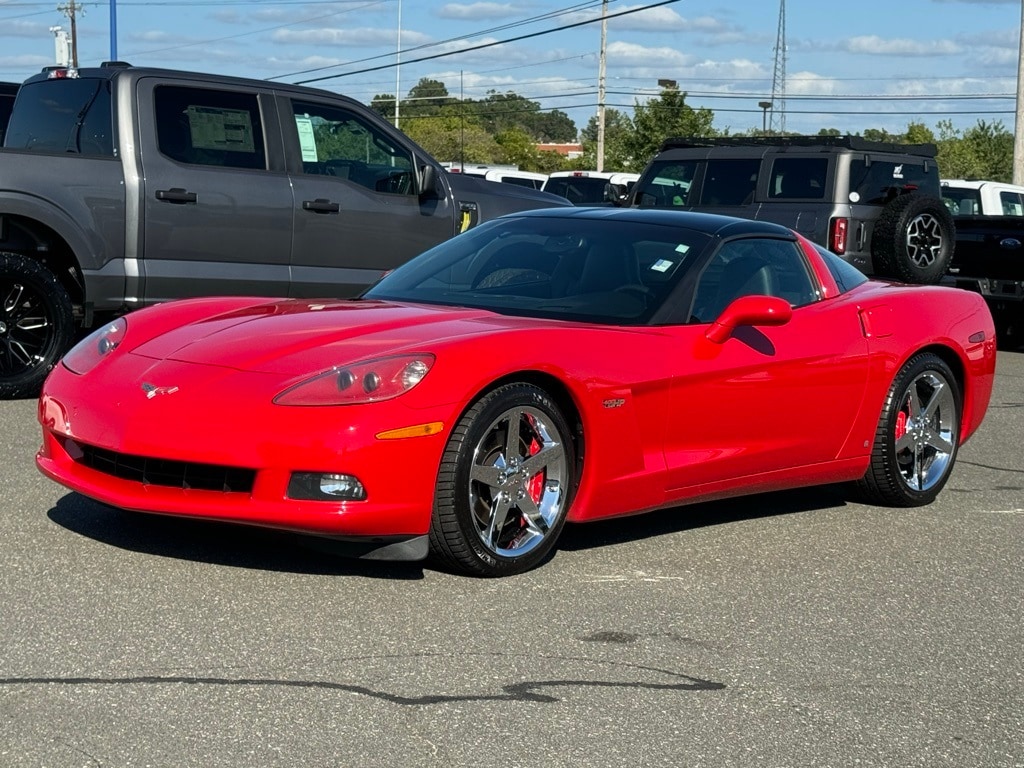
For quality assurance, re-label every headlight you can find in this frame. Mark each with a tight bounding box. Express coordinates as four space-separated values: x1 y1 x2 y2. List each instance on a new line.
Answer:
273 354 435 406
62 318 127 375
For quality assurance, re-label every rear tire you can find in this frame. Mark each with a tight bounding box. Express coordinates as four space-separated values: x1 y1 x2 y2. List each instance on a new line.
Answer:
856 353 961 507
871 194 954 284
429 383 576 577
0 252 75 399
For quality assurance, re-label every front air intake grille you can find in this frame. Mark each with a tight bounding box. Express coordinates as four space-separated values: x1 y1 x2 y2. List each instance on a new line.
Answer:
72 441 256 493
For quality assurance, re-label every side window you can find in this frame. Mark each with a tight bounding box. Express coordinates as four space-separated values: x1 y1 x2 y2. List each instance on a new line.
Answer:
635 161 697 207
999 191 1024 216
691 238 818 323
768 157 827 199
698 159 760 206
4 78 114 156
292 101 414 195
154 85 266 170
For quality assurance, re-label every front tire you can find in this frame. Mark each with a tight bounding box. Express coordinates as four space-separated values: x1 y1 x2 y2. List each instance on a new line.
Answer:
429 383 576 577
0 252 75 399
857 353 961 507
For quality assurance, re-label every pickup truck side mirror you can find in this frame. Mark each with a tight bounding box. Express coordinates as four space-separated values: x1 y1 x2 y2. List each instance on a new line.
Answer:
418 164 439 200
604 183 628 206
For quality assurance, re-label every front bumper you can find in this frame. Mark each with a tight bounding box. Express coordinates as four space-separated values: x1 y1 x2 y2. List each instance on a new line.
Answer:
36 360 451 550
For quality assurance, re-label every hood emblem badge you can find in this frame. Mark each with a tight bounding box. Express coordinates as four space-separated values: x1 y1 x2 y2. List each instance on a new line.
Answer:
142 382 179 399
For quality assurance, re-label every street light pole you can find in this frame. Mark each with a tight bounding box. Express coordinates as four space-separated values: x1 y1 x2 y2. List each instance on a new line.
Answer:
758 100 772 134
394 0 402 129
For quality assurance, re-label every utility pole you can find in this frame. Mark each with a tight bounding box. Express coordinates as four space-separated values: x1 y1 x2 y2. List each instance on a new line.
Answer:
596 0 608 172
1014 0 1024 184
57 1 81 67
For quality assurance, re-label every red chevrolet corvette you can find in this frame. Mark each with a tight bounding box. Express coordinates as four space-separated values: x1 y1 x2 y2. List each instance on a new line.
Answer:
37 208 996 576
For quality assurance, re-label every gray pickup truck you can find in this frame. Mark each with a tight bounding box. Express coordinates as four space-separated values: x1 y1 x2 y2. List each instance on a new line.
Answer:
0 64 568 398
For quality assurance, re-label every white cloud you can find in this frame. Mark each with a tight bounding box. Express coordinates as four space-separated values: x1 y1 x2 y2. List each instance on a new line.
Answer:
437 3 519 21
272 27 431 48
840 35 961 56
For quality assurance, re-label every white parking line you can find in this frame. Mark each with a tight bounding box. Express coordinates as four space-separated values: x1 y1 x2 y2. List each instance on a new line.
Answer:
981 509 1024 514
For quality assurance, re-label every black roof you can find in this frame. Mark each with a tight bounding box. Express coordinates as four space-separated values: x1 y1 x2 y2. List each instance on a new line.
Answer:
658 134 937 158
0 82 17 96
505 205 798 239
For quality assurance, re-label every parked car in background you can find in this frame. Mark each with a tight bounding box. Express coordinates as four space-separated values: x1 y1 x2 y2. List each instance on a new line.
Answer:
0 63 568 399
543 170 640 206
38 208 995 576
0 81 17 144
630 135 954 285
459 167 548 190
941 179 1024 216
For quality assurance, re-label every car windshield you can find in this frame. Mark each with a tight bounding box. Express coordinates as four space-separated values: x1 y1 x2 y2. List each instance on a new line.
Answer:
365 215 712 325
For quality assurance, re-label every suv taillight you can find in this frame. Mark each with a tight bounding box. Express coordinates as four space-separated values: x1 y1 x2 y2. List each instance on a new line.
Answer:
830 217 848 254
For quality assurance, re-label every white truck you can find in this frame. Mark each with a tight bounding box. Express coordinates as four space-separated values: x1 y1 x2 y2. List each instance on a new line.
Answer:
940 179 1024 216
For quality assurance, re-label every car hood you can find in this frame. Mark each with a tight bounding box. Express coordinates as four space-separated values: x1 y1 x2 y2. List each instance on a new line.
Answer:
129 298 538 376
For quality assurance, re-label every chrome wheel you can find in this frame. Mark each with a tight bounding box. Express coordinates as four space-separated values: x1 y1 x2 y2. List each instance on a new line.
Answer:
430 383 577 576
857 352 961 507
905 213 945 269
468 404 568 558
892 368 957 492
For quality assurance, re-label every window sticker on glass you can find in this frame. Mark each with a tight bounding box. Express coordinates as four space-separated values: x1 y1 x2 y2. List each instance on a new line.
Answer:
651 259 675 273
674 243 690 254
295 115 318 162
186 105 255 152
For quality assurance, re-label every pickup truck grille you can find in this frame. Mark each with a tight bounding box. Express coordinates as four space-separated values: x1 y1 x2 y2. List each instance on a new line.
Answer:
70 440 256 493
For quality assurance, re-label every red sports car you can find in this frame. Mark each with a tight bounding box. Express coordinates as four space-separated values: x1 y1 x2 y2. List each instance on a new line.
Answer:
36 209 996 576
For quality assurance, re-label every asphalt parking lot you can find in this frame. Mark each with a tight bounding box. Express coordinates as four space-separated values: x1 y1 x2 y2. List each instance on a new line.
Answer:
1 351 1022 767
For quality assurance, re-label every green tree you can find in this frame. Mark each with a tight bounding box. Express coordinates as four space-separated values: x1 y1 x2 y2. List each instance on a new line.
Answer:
625 85 717 169
935 119 1013 181
579 108 634 171
401 110 499 165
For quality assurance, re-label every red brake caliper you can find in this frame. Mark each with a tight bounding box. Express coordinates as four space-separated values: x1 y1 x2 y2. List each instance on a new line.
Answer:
894 410 908 441
527 437 544 504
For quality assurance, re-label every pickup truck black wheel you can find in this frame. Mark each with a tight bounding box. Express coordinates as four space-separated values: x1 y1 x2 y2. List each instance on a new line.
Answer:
871 194 955 284
856 353 961 507
0 252 75 399
429 383 576 577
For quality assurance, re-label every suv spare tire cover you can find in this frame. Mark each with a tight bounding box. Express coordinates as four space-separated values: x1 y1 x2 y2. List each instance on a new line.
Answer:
871 193 954 284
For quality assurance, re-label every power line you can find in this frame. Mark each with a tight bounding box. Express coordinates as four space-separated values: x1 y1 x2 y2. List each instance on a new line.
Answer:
293 0 682 85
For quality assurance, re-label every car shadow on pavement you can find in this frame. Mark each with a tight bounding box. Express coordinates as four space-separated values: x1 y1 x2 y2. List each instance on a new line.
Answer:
46 493 426 580
559 484 851 552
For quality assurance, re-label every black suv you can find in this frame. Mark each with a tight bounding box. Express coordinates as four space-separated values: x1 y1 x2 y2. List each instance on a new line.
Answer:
630 135 954 284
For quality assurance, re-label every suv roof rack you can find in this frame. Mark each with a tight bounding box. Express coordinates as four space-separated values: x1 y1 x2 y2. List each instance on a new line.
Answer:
659 135 937 158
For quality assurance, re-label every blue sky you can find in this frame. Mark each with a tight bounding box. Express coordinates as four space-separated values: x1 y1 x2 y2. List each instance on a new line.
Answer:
0 0 1020 137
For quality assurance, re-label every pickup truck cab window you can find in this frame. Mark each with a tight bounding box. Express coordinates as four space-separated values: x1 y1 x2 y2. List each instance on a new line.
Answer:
291 100 414 195
154 85 266 170
4 78 113 156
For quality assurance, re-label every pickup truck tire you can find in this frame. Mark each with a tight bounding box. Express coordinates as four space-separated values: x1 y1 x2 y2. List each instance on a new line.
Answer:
871 194 954 284
0 252 75 399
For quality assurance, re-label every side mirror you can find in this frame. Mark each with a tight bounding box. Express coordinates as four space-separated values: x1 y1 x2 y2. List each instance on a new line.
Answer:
418 163 439 199
705 295 792 344
605 183 628 205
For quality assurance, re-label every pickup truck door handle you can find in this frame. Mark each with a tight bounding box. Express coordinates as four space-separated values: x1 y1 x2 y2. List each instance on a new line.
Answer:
155 188 198 204
302 198 341 214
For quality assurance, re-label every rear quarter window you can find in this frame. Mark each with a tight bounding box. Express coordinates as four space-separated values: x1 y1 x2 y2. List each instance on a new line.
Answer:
3 78 114 155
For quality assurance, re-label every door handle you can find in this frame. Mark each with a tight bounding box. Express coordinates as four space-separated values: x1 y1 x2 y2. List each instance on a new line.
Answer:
302 198 340 214
155 188 198 204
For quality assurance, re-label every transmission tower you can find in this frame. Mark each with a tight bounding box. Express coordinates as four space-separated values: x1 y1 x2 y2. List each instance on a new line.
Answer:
769 0 786 134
